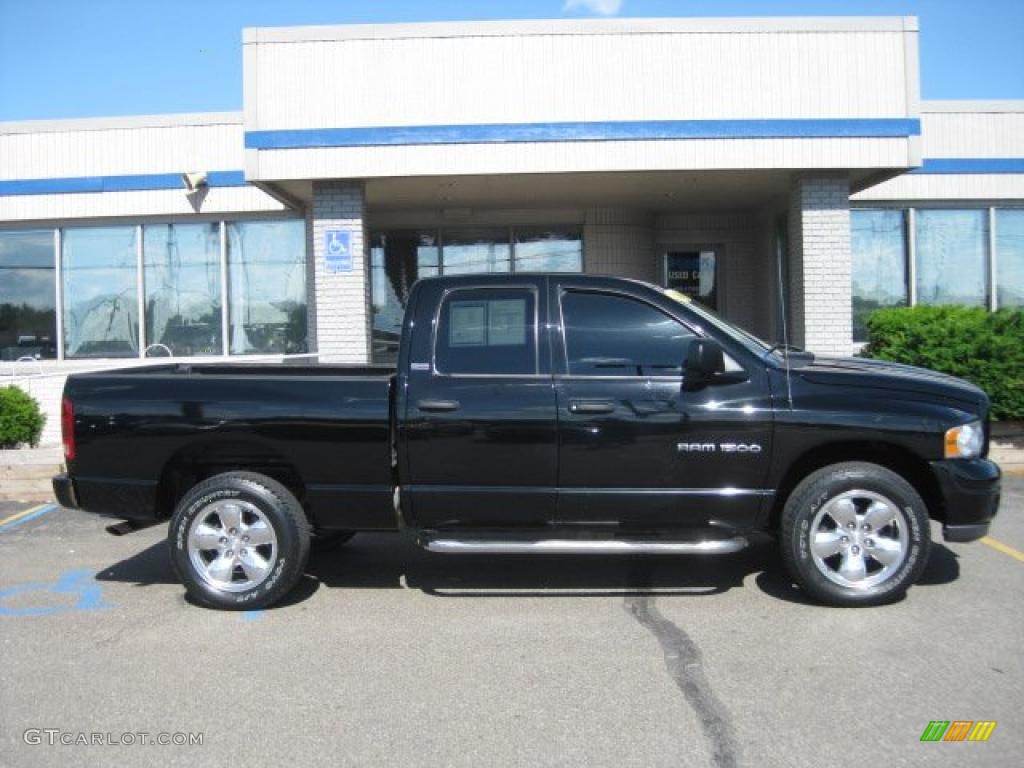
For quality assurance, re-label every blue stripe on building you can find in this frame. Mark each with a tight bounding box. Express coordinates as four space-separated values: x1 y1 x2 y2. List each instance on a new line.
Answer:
909 158 1024 174
244 118 922 150
0 170 247 196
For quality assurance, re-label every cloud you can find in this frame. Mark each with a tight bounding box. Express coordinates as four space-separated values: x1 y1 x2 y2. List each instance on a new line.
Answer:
564 0 623 16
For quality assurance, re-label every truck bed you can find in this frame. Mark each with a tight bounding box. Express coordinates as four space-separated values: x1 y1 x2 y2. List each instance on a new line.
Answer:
64 361 397 530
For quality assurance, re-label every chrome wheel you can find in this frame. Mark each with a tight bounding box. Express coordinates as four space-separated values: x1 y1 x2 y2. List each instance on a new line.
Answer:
809 490 909 589
187 500 278 593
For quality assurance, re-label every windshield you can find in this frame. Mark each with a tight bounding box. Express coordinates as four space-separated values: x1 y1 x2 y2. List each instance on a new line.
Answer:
662 289 778 359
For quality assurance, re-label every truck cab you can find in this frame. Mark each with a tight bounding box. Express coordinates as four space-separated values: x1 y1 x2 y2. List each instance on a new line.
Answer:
398 274 774 535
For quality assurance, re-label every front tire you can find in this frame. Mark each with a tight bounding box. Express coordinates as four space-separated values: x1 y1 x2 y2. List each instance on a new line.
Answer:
780 462 930 607
169 471 311 610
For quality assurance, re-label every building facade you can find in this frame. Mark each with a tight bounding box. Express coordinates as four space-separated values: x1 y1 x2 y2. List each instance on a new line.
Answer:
1 17 1022 445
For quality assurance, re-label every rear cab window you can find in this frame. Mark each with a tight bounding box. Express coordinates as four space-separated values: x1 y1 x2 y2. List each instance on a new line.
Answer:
434 287 538 375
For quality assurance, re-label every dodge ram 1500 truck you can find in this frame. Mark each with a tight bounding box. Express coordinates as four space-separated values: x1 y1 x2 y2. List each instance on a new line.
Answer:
53 274 1001 609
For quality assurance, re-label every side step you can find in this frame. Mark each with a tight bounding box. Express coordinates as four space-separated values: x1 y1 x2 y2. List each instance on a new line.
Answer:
419 536 748 555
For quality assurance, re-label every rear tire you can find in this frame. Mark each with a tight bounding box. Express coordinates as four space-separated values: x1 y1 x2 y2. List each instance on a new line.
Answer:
780 462 930 607
169 471 310 610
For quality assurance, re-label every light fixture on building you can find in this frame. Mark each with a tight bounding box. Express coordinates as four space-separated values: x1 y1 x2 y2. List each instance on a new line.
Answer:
181 171 208 192
181 171 209 211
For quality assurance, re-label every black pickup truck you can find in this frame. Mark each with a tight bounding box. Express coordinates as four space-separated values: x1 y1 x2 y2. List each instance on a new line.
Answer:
53 274 1001 609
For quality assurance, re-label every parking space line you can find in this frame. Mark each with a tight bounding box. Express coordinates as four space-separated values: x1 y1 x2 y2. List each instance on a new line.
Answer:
0 503 58 531
980 536 1024 563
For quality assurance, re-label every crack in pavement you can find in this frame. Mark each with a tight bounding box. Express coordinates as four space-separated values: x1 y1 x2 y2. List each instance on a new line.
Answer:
624 588 740 768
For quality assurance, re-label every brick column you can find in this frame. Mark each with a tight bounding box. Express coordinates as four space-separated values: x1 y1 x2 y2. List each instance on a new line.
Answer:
787 175 853 356
310 181 371 363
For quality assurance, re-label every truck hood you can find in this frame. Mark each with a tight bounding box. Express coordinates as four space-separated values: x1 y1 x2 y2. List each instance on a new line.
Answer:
792 356 988 410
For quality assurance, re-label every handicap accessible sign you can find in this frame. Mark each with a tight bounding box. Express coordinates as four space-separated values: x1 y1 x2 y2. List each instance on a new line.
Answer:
324 230 353 273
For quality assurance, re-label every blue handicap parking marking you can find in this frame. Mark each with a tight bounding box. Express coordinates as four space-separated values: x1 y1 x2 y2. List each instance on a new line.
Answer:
0 569 111 617
241 610 265 622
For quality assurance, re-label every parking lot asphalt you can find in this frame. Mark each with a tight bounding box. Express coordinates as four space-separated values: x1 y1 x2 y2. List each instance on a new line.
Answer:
0 483 1021 768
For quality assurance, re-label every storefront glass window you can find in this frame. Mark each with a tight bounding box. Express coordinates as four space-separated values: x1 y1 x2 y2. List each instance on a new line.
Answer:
442 229 511 275
996 209 1024 308
850 210 908 341
915 210 988 307
369 226 583 363
226 220 307 355
0 230 56 361
513 229 582 272
144 223 222 356
62 227 139 358
370 231 439 363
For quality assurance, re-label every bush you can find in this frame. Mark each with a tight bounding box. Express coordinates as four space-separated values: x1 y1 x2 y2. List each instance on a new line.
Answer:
861 305 1024 420
0 386 46 448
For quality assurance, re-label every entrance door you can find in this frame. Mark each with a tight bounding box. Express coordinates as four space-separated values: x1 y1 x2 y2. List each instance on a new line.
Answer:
664 249 718 310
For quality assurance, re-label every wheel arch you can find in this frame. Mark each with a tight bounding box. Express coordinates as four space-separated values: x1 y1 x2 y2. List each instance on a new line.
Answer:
155 439 307 521
767 441 943 532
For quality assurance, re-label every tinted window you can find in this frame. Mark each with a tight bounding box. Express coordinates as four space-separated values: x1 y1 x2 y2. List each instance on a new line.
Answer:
562 291 694 376
435 288 536 375
0 230 56 361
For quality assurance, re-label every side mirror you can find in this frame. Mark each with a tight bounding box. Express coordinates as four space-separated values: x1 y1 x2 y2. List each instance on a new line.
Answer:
684 338 725 389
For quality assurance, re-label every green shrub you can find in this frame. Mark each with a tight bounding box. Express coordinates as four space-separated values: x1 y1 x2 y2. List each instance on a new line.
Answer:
861 305 1024 420
0 386 46 448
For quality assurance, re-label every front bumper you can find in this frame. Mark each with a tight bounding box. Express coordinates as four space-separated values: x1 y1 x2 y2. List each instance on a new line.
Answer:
929 458 1001 542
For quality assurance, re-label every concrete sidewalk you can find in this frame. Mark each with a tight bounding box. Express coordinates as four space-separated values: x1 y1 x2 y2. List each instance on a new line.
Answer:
0 447 63 502
991 422 1024 476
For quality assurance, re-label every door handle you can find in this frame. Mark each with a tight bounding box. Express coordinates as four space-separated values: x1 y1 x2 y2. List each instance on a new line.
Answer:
568 400 616 415
417 399 461 412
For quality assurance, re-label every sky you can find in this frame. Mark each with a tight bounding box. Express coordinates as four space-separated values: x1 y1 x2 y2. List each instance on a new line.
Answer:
0 0 1021 121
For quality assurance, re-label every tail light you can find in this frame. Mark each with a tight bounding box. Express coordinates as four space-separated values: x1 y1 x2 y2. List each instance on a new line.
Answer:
62 396 76 461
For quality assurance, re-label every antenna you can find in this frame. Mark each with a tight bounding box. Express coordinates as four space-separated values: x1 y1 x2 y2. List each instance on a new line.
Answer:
776 234 794 409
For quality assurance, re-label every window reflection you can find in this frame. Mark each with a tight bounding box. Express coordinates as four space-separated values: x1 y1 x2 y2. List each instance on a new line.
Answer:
144 223 222 356
368 226 583 363
513 229 582 272
0 230 56 360
226 220 307 355
370 231 438 363
996 209 1024 308
851 210 908 341
62 227 138 358
442 229 511 275
915 210 988 307
562 291 695 377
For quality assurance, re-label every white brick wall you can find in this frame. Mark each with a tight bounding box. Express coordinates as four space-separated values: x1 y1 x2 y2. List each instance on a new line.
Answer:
310 182 371 363
787 175 853 356
583 209 656 282
583 209 778 340
655 211 775 338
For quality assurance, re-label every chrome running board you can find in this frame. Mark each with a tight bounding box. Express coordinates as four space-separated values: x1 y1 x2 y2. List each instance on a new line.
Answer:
419 536 748 555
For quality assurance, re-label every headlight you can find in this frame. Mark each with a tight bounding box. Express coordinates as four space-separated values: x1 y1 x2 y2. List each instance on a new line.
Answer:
945 420 983 459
